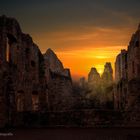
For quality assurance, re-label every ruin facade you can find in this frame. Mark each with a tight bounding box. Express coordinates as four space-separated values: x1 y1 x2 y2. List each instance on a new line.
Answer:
0 15 73 127
43 48 73 111
114 24 140 112
114 50 128 110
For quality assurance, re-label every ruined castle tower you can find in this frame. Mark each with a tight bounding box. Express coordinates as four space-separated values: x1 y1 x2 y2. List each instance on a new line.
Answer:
87 67 101 97
101 62 113 87
88 67 101 86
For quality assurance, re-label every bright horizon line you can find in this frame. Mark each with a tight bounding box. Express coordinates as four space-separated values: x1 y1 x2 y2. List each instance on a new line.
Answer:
50 45 128 81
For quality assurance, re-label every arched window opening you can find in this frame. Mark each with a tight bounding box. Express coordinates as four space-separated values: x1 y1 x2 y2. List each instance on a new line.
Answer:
136 40 139 47
31 60 36 67
6 37 10 62
6 34 17 62
16 90 24 112
32 91 39 111
7 34 17 45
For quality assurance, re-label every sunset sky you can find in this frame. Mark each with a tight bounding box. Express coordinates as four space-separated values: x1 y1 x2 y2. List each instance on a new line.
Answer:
1 0 140 80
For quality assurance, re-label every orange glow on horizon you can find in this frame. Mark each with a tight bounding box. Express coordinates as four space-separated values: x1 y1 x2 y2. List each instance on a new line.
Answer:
55 46 127 80
31 25 136 81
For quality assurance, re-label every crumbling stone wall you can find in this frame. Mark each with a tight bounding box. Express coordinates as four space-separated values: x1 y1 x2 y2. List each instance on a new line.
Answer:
101 62 113 87
114 24 140 112
115 50 127 83
114 50 128 110
0 16 49 127
0 15 73 127
44 49 74 111
128 25 140 80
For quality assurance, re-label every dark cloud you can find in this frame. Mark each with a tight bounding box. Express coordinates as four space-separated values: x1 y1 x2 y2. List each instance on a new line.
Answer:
0 0 139 35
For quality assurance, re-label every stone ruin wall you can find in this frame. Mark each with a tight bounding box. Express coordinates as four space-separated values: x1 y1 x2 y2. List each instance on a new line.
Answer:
0 15 73 127
114 24 140 112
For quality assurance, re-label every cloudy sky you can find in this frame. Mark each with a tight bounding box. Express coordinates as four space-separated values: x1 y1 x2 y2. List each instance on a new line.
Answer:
1 0 140 79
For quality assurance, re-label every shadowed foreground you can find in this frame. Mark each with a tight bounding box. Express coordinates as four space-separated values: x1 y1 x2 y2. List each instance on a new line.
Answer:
0 128 140 140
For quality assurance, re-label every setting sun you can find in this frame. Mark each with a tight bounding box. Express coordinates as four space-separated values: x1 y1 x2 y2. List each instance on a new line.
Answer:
98 69 103 75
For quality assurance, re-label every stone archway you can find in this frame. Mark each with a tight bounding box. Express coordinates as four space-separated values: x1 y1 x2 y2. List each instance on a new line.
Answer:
32 91 39 111
16 90 24 112
6 33 17 63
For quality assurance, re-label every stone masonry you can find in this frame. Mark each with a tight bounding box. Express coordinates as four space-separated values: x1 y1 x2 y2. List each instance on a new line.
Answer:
114 24 140 113
0 15 73 127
